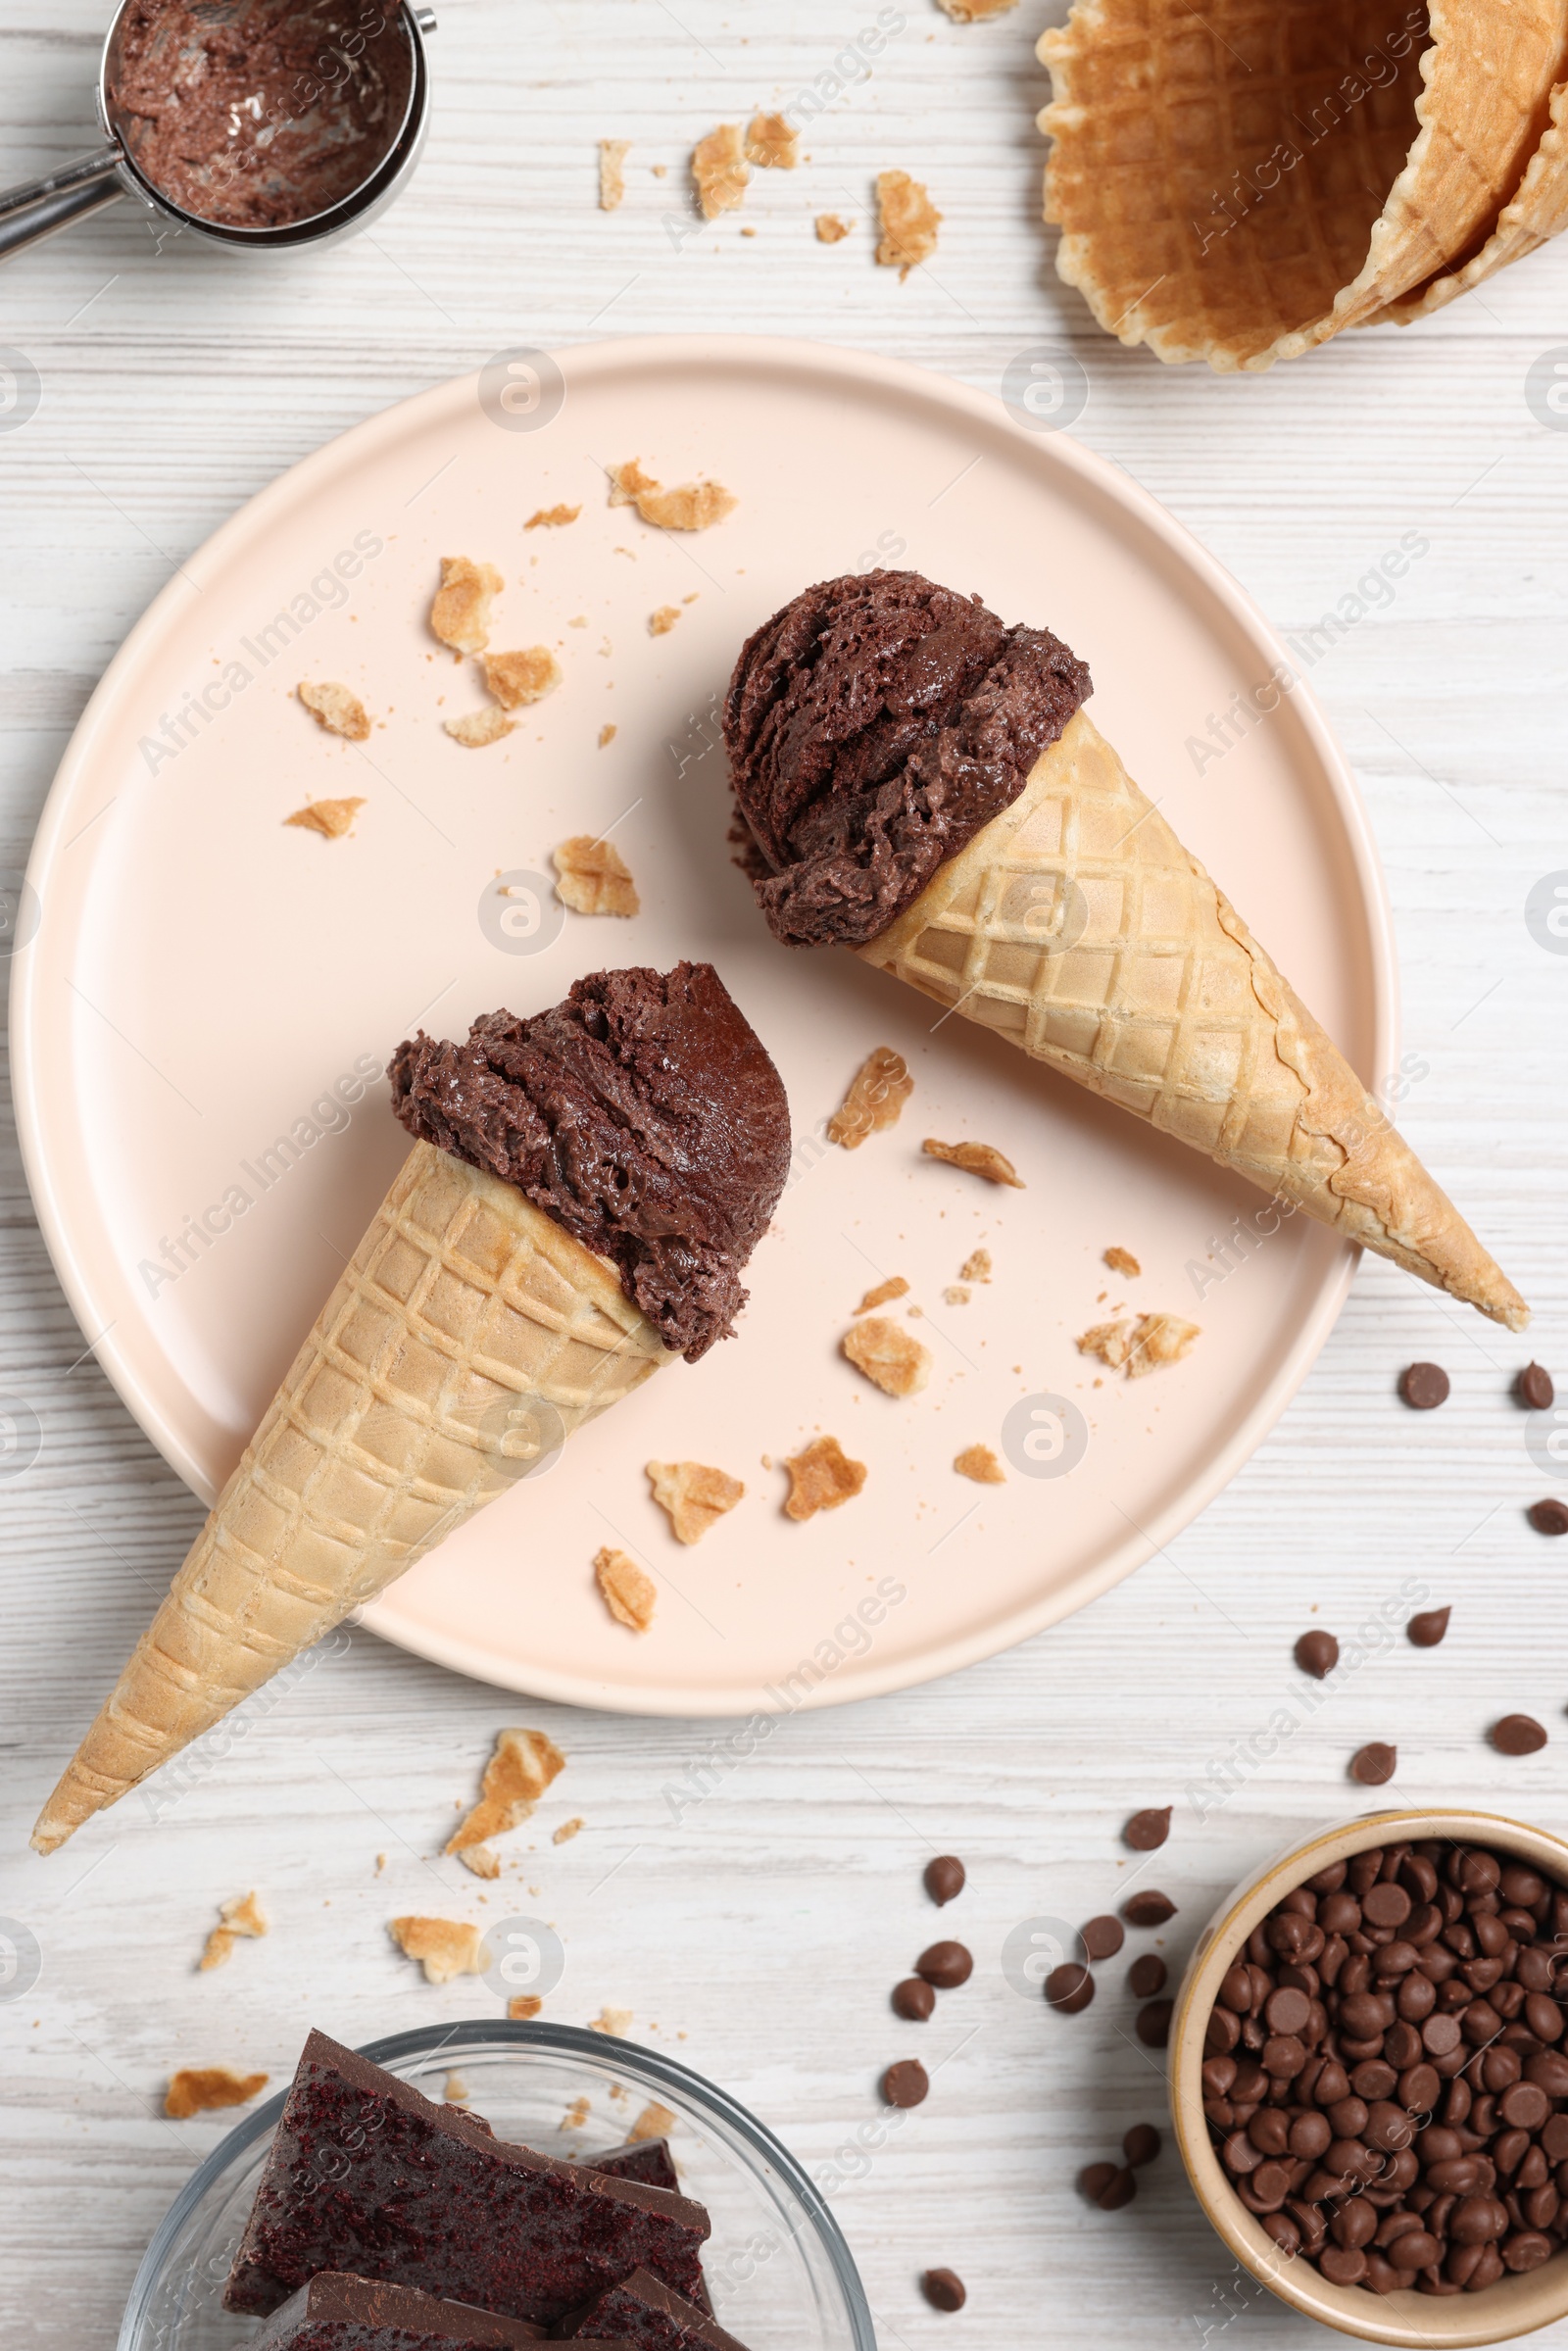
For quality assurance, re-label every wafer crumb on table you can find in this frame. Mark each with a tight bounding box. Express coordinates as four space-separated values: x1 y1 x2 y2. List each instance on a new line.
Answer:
875 170 941 275
165 2066 270 2120
389 1916 483 1984
692 122 749 217
448 1727 565 1853
598 138 630 210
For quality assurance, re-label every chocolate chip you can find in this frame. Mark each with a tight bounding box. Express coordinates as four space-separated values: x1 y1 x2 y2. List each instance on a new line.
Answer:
1078 2160 1117 2203
1528 1498 1568 1536
1122 1889 1176 1927
1136 1998 1173 2046
1095 2166 1138 2209
1124 1805 1171 1851
1082 1915 1124 1961
1349 1741 1396 1786
1294 1628 1339 1679
1123 2122 1161 2167
916 1939 973 1988
1399 1361 1449 1410
1492 1714 1547 1755
881 2060 928 2108
892 1977 935 2022
924 1855 965 1905
920 2267 965 2312
1129 1953 1166 1998
1407 1605 1450 1647
1517 1363 1555 1410
1045 1962 1095 2014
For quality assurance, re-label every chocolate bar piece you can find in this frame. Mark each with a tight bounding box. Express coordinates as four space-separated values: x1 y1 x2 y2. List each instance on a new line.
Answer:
551 2270 751 2349
587 2140 680 2196
225 2032 711 2323
251 2273 547 2348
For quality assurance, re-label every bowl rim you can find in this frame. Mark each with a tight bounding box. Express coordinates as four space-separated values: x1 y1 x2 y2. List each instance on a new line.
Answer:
117 2019 877 2351
1168 1807 1568 2351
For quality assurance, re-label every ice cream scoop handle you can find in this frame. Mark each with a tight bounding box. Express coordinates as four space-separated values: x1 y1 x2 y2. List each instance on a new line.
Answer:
0 148 123 265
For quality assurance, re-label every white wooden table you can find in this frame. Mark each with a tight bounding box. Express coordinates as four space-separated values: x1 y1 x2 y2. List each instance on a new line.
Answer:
2 3 1566 2345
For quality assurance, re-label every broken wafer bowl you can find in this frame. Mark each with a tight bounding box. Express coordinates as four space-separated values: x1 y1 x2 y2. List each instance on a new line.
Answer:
1168 1809 1568 2346
117 2020 875 2351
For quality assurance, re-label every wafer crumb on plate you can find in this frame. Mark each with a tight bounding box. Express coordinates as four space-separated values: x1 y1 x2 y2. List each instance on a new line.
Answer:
598 722 617 747
843 1316 933 1397
692 122 748 216
1077 1312 1200 1378
444 707 514 749
647 1459 745 1543
1103 1246 1142 1278
448 1728 565 1853
784 1435 867 1519
875 170 941 275
649 606 681 635
598 138 630 210
924 1138 1023 1187
954 1443 1005 1484
553 834 640 916
297 680 370 740
746 112 798 168
855 1275 908 1314
596 1545 657 1632
166 2066 270 2120
607 459 737 531
483 648 562 708
430 556 503 654
960 1247 993 1282
943 1285 970 1305
525 504 581 529
284 796 364 838
389 1916 483 1985
827 1045 912 1147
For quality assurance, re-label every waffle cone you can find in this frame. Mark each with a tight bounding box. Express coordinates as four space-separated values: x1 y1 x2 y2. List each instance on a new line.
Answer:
1038 0 1568 370
856 711 1527 1330
1380 73 1568 319
31 1142 668 1854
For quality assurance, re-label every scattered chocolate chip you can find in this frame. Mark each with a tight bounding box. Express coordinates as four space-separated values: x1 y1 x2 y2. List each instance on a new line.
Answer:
1123 2122 1161 2168
1082 1914 1124 1961
1295 1628 1339 1679
1122 1889 1176 1927
1529 1498 1568 1537
1124 1806 1171 1851
916 1939 973 1989
924 1855 965 1905
1136 1998 1174 2047
1349 1740 1396 1786
1492 1714 1548 1755
1045 1962 1095 2014
1129 1952 1167 1998
1078 2160 1117 2203
1517 1362 1555 1410
881 2060 929 2108
920 2267 965 2313
1399 1360 1449 1410
1407 1604 1450 1647
892 1977 935 2022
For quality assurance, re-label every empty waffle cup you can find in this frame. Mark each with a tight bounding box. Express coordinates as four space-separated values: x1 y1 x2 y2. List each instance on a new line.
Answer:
1168 1809 1568 2347
1037 0 1568 370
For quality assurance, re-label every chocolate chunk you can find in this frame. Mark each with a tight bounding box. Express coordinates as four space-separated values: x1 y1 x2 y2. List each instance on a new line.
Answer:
1528 1498 1568 1536
1082 1915 1125 1961
892 1977 935 2022
249 2274 547 2349
1123 2123 1161 2168
924 1855 965 1905
881 2060 929 2108
1129 1954 1166 1998
1136 1999 1174 2047
1045 1963 1095 2014
1124 1806 1172 1851
1295 1629 1339 1679
1517 1363 1555 1410
1492 1714 1548 1755
1122 1889 1176 1927
1407 1605 1450 1647
587 2139 680 2195
1349 1742 1396 1787
915 1939 973 1988
551 2266 749 2347
919 2268 966 2313
1398 1361 1449 1410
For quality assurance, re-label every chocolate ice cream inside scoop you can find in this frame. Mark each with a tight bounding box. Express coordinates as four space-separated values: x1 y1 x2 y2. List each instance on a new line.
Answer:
723 568 1092 949
389 963 790 1363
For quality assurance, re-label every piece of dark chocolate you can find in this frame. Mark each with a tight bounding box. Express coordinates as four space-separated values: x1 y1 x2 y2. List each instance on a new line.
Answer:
550 2268 750 2349
587 2140 680 2196
251 2272 546 2349
225 2032 710 2324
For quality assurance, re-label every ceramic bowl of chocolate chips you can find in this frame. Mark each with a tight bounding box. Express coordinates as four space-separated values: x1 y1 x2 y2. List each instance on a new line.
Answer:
1169 1810 1568 2347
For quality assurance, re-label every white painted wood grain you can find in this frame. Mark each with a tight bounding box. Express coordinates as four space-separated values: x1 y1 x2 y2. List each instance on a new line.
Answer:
2 1 1567 2344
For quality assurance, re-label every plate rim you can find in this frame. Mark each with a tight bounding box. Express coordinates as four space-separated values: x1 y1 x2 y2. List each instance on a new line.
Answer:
12 332 1396 1716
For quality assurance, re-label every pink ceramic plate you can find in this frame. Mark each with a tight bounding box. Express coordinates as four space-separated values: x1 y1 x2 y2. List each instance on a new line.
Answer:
13 337 1394 1715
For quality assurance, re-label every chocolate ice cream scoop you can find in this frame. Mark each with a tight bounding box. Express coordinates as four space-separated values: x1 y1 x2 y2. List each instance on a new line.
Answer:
390 963 790 1362
723 568 1091 948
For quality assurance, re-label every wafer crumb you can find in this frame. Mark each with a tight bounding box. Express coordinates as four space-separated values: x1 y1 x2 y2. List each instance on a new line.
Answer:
599 723 617 747
608 459 737 531
509 1994 543 2020
285 796 364 839
1077 1313 1200 1378
827 1045 913 1148
590 2007 634 2037
875 170 941 276
599 137 630 210
924 1138 1023 1187
457 1844 500 1880
815 213 851 242
960 1248 992 1282
199 1889 269 1971
856 1275 909 1314
444 708 514 749
954 1443 1004 1484
746 112 798 168
596 1545 657 1633
431 556 503 654
448 1729 566 1853
646 1459 745 1543
166 2066 269 2120
843 1316 932 1398
629 2100 678 2143
563 2095 592 2129
784 1436 867 1520
608 458 660 507
374 1853 386 1874
692 122 748 217
553 1817 585 1844
389 1917 483 1984
483 648 562 709
943 1286 970 1305
444 2072 469 2104
297 680 369 740
936 0 1017 17
649 606 681 635
1103 1247 1142 1279
553 834 640 917
525 504 581 529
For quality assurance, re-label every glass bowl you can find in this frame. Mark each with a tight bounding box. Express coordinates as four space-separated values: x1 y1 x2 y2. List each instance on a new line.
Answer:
117 2021 876 2351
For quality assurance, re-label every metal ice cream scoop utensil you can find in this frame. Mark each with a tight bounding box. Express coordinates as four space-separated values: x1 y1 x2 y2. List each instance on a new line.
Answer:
0 1 436 266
